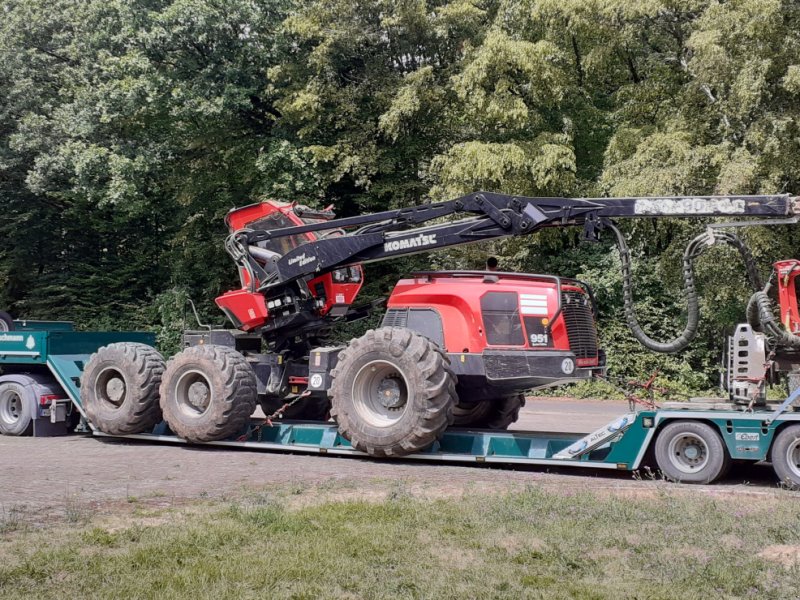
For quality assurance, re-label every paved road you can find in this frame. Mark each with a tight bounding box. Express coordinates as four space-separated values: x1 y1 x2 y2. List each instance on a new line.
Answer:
0 399 786 514
513 397 624 432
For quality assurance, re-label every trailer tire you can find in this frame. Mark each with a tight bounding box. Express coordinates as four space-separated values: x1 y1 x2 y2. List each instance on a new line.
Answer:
160 345 257 442
0 311 14 332
82 343 165 435
453 394 525 429
330 327 457 457
654 421 730 484
770 424 800 488
0 380 33 435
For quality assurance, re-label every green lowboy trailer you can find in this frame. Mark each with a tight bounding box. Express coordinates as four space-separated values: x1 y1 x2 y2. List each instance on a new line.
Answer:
2 320 800 487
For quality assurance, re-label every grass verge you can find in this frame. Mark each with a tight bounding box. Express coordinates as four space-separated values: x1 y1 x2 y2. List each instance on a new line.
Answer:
1 485 799 599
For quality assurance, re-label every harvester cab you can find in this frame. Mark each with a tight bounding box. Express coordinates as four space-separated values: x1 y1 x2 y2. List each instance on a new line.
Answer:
215 200 364 334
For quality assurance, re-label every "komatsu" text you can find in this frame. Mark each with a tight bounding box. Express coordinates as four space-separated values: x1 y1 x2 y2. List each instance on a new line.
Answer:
383 233 438 253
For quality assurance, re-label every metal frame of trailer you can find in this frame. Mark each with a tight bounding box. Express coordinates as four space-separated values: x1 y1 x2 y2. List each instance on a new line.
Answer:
97 406 800 474
0 320 154 435
2 321 800 481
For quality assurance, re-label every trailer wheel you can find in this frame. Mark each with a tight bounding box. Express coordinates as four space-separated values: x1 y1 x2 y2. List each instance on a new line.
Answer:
770 424 800 488
160 344 257 442
453 394 525 429
330 327 457 457
82 343 165 435
0 311 14 332
0 381 33 436
654 421 730 484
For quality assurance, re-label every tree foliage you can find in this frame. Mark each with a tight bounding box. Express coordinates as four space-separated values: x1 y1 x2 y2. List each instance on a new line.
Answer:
2 0 799 390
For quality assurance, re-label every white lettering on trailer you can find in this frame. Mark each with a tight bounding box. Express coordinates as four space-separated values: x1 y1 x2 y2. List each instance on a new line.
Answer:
634 198 746 215
735 432 760 441
0 334 24 342
25 335 35 349
383 233 438 253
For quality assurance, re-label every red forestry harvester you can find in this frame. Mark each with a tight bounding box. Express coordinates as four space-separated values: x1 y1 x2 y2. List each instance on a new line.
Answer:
80 191 800 456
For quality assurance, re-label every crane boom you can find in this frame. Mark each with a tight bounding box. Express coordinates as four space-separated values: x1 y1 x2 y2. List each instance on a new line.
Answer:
234 191 796 287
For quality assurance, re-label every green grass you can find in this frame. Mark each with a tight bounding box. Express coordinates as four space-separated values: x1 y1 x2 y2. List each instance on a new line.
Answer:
1 485 799 599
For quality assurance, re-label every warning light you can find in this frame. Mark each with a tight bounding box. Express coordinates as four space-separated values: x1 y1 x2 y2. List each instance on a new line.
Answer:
39 394 61 406
541 318 549 326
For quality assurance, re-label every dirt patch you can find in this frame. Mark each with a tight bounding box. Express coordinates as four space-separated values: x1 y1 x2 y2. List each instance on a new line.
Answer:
418 532 481 569
719 534 745 550
481 529 547 557
759 545 800 567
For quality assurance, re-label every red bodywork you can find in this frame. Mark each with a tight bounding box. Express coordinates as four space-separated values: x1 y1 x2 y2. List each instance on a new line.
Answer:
387 272 600 367
775 259 800 334
215 200 363 331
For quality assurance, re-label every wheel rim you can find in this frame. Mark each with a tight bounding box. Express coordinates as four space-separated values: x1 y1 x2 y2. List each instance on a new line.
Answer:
351 361 409 427
0 388 23 425
784 438 800 480
174 370 212 417
0 320 9 332
667 432 710 474
94 367 127 410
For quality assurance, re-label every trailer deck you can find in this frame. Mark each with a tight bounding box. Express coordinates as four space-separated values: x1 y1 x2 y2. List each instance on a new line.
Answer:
2 321 800 485
95 404 799 474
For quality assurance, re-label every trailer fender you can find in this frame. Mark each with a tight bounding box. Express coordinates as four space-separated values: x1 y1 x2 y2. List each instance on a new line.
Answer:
0 373 68 436
651 414 773 462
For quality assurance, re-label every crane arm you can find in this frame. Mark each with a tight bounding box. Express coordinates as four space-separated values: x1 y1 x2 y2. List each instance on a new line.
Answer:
235 191 795 288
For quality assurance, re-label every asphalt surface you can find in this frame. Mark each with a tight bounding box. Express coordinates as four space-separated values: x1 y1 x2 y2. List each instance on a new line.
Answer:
0 398 789 514
512 397 625 432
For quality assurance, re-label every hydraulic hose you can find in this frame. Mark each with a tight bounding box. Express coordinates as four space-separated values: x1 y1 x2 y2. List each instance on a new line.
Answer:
746 285 800 348
608 222 763 354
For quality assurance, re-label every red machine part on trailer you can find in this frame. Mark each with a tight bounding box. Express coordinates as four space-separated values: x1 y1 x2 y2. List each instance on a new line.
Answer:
217 200 363 331
775 259 800 332
386 271 599 367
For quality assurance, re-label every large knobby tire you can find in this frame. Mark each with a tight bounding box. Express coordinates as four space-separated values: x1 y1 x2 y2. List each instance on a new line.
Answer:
453 394 526 430
0 380 33 435
770 424 800 488
330 327 457 457
160 345 257 442
654 421 730 484
82 342 165 435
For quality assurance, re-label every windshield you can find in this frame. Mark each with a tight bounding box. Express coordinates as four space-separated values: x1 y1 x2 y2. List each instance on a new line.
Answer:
250 211 316 257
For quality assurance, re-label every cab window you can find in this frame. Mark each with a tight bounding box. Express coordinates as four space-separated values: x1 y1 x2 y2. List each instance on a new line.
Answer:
481 292 525 346
251 212 313 256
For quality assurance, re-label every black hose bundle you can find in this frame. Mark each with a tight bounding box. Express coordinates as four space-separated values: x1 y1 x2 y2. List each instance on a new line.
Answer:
608 222 762 353
746 286 800 348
